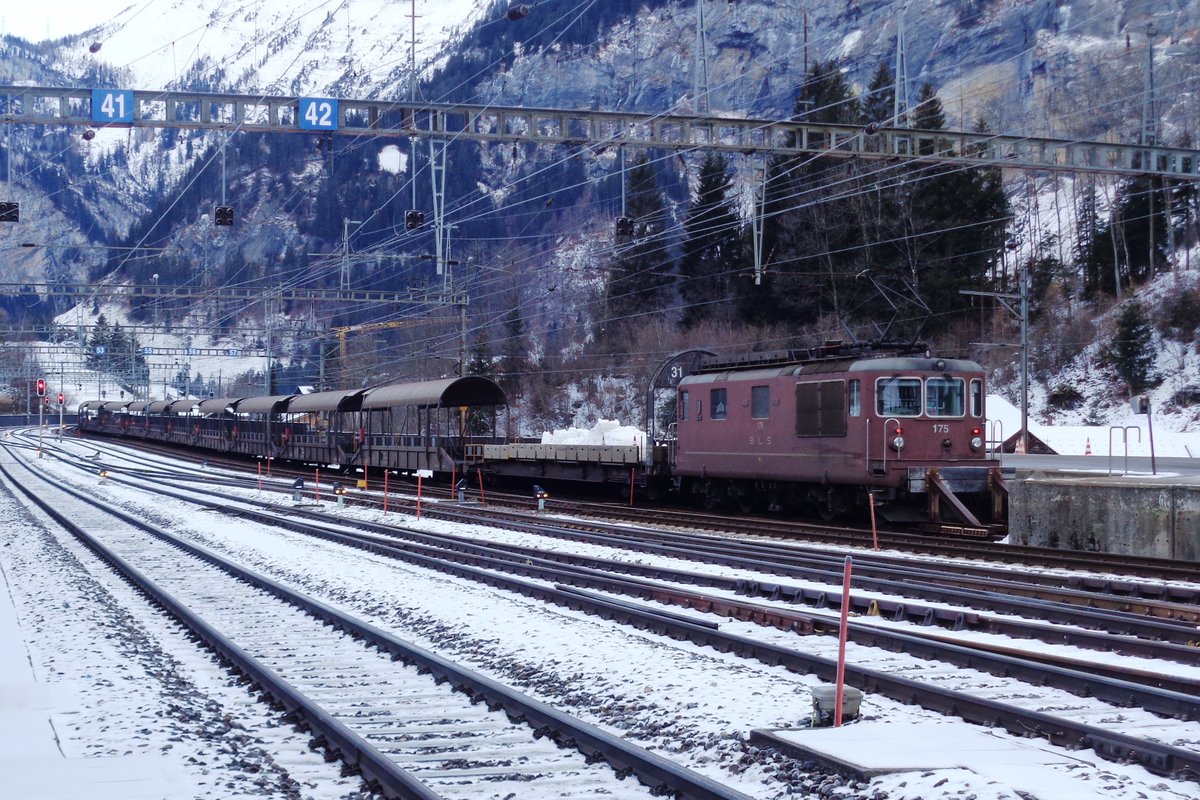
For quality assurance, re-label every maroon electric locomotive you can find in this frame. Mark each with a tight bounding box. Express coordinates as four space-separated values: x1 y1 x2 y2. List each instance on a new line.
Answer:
669 347 1006 534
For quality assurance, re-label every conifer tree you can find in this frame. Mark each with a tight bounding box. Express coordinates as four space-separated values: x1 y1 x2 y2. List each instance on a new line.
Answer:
860 62 895 126
736 61 859 328
896 86 1009 337
679 153 740 328
1107 299 1157 393
497 298 527 401
605 153 674 343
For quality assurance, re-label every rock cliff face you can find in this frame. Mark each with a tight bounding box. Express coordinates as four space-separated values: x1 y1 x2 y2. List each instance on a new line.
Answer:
0 2 1194 340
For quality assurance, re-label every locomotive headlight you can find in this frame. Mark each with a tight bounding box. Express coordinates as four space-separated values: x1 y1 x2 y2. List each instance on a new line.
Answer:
970 435 983 450
891 435 905 451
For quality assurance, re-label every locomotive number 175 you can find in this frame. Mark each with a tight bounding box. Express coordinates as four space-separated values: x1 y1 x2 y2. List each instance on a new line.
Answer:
931 424 950 434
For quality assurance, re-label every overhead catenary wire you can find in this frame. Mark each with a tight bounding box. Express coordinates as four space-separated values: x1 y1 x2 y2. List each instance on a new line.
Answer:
11 0 1190 386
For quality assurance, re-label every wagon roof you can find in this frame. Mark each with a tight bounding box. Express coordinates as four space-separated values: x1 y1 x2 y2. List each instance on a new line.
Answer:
234 394 295 414
284 389 365 413
166 398 199 414
196 397 242 415
361 376 506 409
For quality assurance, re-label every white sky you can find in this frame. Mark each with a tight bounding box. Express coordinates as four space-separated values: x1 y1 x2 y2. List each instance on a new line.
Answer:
0 5 117 41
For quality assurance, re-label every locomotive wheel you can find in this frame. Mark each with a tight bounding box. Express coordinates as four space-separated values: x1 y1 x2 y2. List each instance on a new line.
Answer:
736 489 762 514
701 481 726 511
804 487 838 521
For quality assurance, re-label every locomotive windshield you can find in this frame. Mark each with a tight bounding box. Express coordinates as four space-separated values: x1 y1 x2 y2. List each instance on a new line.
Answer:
925 377 966 417
876 377 922 416
876 376 967 417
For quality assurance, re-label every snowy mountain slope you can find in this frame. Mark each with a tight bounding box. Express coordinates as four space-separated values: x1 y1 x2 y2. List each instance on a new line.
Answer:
49 0 484 98
1 1 1199 429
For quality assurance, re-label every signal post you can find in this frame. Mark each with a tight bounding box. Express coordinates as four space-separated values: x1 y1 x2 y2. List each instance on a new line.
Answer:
35 377 45 457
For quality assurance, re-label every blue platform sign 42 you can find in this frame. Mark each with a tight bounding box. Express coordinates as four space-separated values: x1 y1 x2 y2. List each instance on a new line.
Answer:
299 97 338 130
92 89 135 124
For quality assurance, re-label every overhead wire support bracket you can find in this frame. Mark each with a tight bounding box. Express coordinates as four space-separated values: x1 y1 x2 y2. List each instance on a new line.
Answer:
0 282 456 306
1 84 1198 182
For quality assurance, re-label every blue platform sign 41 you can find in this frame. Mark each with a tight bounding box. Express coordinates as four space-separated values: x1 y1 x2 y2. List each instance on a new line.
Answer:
92 89 135 124
299 97 338 130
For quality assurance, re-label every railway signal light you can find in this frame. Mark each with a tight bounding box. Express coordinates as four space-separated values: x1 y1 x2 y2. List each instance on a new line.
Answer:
214 205 234 226
405 210 425 230
36 378 45 396
57 392 65 406
0 202 18 222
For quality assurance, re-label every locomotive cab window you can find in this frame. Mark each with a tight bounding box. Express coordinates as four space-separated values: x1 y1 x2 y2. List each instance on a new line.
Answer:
679 391 689 424
876 377 922 417
925 377 966 417
751 386 770 419
848 380 861 417
710 388 728 420
970 379 983 418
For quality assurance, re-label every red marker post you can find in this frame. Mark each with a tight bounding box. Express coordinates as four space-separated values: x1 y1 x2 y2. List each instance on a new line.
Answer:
868 491 879 551
835 555 853 727
416 472 423 519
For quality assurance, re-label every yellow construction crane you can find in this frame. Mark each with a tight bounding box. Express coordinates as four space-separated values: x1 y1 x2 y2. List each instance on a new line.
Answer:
329 317 443 388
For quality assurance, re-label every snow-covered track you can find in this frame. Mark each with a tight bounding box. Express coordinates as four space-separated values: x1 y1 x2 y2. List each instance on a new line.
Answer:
0 448 753 800
58 459 1200 779
25 435 1200 780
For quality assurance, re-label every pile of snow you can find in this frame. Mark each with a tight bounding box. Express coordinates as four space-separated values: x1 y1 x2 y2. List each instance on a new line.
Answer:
541 420 645 451
988 395 1200 458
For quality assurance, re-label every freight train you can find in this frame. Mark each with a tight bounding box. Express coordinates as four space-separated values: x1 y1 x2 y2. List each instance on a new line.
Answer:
77 345 1007 536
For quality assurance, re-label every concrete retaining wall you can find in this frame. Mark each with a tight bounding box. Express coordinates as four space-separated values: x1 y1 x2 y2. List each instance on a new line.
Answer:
1008 475 1200 560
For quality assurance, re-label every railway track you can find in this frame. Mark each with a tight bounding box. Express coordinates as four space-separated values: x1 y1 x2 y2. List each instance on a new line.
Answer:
78 430 1200 587
0 440 751 800
29 433 1200 783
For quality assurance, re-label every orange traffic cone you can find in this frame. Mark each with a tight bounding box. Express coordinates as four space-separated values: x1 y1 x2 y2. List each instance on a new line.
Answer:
1085 437 1092 455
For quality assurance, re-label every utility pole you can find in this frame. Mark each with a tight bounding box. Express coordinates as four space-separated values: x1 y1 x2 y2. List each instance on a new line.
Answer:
750 155 766 285
340 217 362 291
1143 23 1158 274
693 0 710 115
893 13 909 126
963 245 1029 455
409 0 421 211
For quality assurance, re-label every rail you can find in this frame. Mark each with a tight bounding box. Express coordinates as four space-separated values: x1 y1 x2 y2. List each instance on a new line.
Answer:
0 451 754 800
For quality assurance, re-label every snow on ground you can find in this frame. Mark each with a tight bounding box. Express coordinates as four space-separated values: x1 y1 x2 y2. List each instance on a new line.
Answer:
988 394 1200 457
2 435 1199 799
